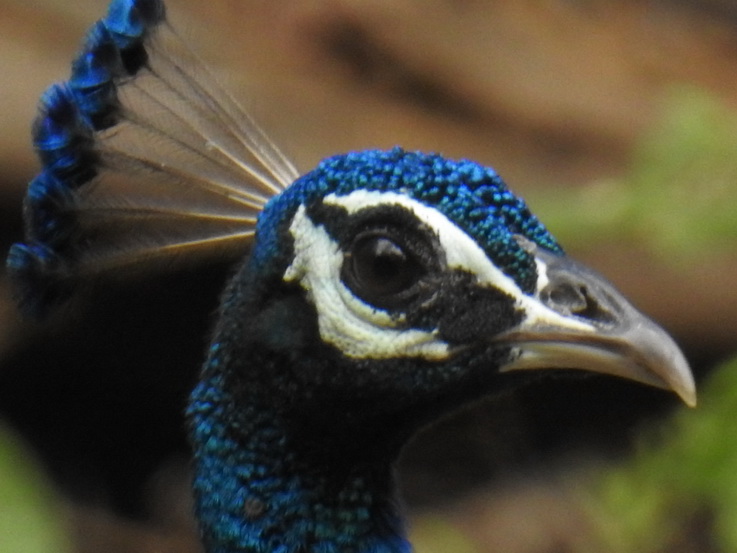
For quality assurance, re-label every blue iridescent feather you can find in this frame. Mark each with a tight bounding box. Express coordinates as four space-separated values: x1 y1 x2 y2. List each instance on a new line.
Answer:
8 0 168 314
8 0 297 315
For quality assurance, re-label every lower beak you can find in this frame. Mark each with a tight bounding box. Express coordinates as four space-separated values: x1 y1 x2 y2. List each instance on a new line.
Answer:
495 246 696 407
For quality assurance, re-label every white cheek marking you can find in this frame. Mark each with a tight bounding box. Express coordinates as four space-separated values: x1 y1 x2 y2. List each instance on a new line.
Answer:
284 205 451 360
325 190 593 333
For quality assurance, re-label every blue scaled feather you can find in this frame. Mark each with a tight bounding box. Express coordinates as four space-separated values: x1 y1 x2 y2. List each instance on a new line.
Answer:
104 0 165 46
32 85 98 186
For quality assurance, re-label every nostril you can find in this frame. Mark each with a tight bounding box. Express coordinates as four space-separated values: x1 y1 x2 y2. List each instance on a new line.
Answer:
544 282 586 314
542 281 617 325
541 282 586 316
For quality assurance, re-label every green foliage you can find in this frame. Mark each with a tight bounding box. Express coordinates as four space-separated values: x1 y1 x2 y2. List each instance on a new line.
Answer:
411 514 480 553
538 87 737 260
0 423 72 553
585 356 737 552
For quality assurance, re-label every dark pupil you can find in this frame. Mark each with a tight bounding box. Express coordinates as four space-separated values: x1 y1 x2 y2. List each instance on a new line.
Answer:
352 236 418 298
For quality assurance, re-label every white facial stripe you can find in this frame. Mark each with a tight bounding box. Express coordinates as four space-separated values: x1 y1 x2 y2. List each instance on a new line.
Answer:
325 190 593 333
284 205 451 360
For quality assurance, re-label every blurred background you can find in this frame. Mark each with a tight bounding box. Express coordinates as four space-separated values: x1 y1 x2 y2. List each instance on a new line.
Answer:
1 0 737 552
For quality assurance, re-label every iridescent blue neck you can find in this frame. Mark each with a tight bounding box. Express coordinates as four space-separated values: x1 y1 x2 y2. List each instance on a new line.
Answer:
188 345 411 553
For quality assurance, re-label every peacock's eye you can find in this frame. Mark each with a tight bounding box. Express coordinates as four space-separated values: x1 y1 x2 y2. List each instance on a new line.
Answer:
342 232 426 309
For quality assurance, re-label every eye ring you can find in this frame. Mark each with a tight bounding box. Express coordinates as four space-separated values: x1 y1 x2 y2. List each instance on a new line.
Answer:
341 230 428 310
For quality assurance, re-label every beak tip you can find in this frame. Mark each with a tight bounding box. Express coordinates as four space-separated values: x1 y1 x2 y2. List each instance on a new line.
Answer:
676 381 697 408
659 346 697 408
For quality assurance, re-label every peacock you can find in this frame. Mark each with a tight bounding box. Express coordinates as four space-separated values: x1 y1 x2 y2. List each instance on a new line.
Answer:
7 1 696 552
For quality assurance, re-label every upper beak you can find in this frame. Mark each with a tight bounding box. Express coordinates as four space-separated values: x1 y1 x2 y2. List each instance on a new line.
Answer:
495 243 696 407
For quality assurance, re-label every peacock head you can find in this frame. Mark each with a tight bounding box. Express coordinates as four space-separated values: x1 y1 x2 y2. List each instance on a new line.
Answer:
206 148 695 463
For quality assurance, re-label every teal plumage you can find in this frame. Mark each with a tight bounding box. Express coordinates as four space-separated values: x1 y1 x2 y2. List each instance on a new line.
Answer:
7 1 696 552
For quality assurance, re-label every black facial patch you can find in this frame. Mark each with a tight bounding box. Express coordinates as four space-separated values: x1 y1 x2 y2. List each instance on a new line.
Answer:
404 269 523 344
